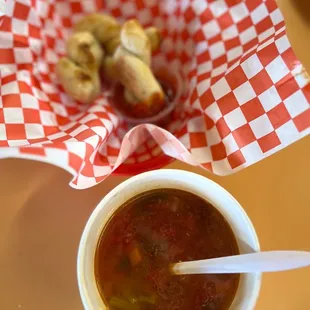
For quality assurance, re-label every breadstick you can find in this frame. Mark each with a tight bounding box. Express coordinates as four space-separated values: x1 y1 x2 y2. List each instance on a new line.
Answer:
102 56 118 81
104 34 121 55
67 32 104 70
74 13 121 44
114 47 164 107
120 19 151 66
124 89 139 105
56 57 101 104
145 27 162 52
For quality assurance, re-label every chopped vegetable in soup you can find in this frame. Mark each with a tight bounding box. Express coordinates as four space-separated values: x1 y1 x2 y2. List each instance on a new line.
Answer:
95 189 240 310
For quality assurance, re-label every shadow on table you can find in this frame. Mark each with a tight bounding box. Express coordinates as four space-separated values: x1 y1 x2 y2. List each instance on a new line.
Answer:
7 162 126 310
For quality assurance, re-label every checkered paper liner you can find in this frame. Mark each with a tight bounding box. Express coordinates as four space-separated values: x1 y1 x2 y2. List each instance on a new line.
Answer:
0 0 309 189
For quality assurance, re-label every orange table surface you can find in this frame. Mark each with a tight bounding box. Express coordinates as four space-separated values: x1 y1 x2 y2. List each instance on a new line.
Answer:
0 136 309 309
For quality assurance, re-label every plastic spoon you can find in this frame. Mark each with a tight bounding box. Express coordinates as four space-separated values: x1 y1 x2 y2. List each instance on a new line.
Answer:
172 251 310 275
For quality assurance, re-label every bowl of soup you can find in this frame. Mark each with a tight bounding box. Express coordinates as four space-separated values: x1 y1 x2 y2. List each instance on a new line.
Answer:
77 170 261 310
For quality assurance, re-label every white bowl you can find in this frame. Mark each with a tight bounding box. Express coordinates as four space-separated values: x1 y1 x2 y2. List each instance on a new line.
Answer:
77 169 261 310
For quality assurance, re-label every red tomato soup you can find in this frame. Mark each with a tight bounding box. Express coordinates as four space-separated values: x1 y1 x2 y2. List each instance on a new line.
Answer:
95 189 240 310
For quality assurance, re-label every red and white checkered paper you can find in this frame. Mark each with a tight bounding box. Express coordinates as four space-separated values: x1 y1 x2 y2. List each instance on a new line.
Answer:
0 0 309 189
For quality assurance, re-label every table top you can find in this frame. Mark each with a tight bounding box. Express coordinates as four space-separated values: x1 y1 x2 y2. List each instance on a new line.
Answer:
0 136 309 310
1 1 310 309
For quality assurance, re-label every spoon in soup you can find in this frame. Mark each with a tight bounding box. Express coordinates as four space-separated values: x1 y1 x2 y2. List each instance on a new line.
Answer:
172 251 310 275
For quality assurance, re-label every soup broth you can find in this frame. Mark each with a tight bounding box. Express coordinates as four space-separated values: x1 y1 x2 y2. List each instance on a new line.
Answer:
95 189 240 310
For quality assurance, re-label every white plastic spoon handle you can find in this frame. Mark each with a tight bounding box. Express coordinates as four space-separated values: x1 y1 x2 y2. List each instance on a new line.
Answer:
172 251 310 275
